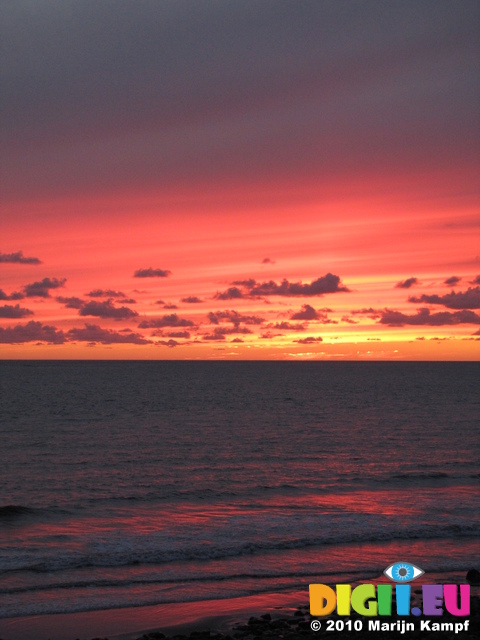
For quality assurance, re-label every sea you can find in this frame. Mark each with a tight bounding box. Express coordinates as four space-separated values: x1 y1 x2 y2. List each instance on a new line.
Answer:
0 361 479 622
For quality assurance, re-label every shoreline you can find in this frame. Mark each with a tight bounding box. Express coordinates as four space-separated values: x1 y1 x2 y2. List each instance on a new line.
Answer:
0 576 478 640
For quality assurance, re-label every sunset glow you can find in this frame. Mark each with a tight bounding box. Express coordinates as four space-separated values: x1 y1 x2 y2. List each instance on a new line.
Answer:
1 1 479 360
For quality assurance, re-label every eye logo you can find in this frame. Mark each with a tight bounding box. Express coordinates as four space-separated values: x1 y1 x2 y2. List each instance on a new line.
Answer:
384 562 424 583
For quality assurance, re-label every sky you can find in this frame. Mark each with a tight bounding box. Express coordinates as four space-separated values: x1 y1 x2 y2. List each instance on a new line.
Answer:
1 0 479 360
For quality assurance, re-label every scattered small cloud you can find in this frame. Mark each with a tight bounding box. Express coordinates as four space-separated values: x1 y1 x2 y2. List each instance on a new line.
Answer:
155 339 179 348
249 273 350 296
0 250 42 265
291 304 319 320
24 277 66 298
163 303 178 309
0 289 25 301
181 296 203 303
264 321 306 331
56 296 85 309
138 314 195 328
67 324 150 344
262 258 275 264
444 276 462 286
79 299 138 320
208 310 264 326
86 289 125 297
408 287 480 309
214 286 245 300
0 321 65 344
165 330 190 338
133 268 171 278
395 277 419 289
341 315 359 324
379 308 480 326
0 304 34 318
294 336 323 344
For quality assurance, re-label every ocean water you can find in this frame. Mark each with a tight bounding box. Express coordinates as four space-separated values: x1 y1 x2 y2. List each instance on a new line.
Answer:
0 361 479 620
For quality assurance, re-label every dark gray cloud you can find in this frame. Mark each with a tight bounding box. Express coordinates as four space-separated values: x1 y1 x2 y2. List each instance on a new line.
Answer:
249 274 350 297
290 304 337 322
208 310 264 326
56 296 85 309
294 336 323 344
444 276 462 286
379 308 480 326
133 268 171 278
181 296 203 303
79 299 138 319
0 321 65 344
0 289 25 301
408 286 480 309
86 289 126 297
155 339 179 348
24 277 66 297
0 250 42 264
395 277 419 289
214 287 245 301
264 321 306 331
165 330 190 338
470 276 480 285
0 304 34 318
163 303 178 309
138 314 195 328
291 304 320 320
203 326 252 341
2 1 478 202
67 324 149 344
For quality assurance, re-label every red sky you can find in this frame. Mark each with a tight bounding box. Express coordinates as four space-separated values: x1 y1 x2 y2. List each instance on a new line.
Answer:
1 0 479 360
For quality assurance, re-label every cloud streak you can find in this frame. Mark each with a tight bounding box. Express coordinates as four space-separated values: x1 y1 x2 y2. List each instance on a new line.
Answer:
0 250 42 264
133 268 171 278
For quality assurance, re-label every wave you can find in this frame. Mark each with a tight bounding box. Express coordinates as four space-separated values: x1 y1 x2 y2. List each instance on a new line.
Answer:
2 523 478 576
0 505 36 518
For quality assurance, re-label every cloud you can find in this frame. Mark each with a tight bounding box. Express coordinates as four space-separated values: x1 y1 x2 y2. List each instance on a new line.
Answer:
214 286 245 300
67 324 150 344
133 268 171 278
0 250 42 264
351 307 382 319
232 279 256 288
408 287 480 309
290 304 319 320
249 273 350 296
444 276 461 286
56 296 85 309
290 304 337 323
294 336 323 344
165 330 190 338
163 303 178 309
341 315 359 324
207 310 264 326
23 277 66 297
0 289 25 301
379 308 480 326
86 289 126 297
470 276 480 285
0 321 65 344
155 339 179 348
79 299 138 319
231 337 244 343
138 314 195 328
181 296 203 303
395 277 419 289
0 304 34 318
264 321 306 331
262 258 275 264
203 326 252 340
